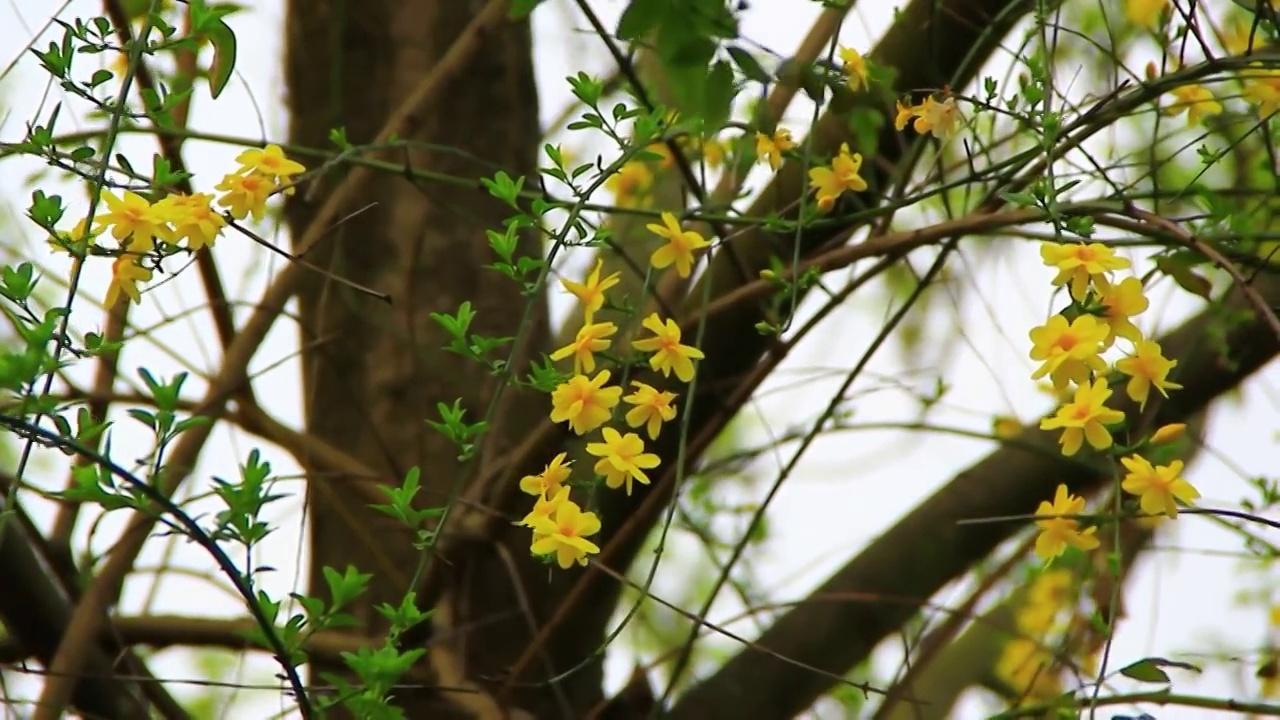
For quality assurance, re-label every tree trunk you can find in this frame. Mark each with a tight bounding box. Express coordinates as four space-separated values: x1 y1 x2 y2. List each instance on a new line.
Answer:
283 1 556 714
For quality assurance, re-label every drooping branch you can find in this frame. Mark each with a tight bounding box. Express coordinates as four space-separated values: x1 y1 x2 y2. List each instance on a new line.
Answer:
669 272 1280 718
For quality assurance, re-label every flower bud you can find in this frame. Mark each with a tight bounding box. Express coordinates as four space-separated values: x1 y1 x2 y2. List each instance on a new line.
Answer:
1150 423 1186 445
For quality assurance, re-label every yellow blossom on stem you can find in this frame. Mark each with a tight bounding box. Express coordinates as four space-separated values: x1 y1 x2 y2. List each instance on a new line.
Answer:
622 381 678 440
520 485 570 528
586 427 661 496
234 143 306 180
647 212 710 278
1241 63 1280 117
893 99 917 131
104 255 153 308
154 192 225 251
1039 378 1125 456
1040 241 1131 301
995 638 1061 699
1165 84 1223 125
1033 483 1100 561
550 321 617 374
50 218 101 257
605 160 654 208
1124 0 1168 30
838 46 869 91
519 453 573 498
910 95 961 139
96 190 172 250
645 141 676 169
1120 455 1199 519
1028 314 1109 390
550 370 622 435
214 171 275 221
1096 275 1149 345
632 313 705 382
1115 339 1182 409
561 258 621 324
528 493 601 569
756 128 796 171
807 143 867 213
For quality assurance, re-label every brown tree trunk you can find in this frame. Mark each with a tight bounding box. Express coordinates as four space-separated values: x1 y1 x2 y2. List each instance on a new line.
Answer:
283 1 556 714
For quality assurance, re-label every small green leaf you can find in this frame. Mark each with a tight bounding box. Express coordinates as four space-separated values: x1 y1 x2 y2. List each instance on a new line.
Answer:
726 45 770 84
1119 657 1199 684
617 0 667 41
1155 256 1213 299
205 18 237 99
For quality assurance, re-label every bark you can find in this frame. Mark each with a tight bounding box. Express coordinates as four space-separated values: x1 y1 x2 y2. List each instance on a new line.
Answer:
283 0 551 714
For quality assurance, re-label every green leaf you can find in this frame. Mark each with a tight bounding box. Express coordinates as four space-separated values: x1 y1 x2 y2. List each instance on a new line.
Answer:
726 45 770 84
1119 657 1199 684
1155 256 1213 299
617 0 667 41
204 17 237 99
702 60 736 131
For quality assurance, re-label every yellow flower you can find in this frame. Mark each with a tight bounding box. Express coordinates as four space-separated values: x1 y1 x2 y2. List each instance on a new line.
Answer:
519 452 572 498
623 381 678 440
1120 455 1199 519
528 492 602 569
214 172 275 221
647 212 711 278
154 192 225 251
1124 0 1168 30
49 218 101 257
992 416 1023 439
756 128 796 171
234 144 306 180
95 190 172 250
520 485 569 528
561 258 621 324
838 46 869 91
1115 339 1182 409
1033 483 1101 561
549 370 622 435
586 426 661 496
1165 84 1223 125
1039 378 1125 457
1040 241 1131 301
910 96 961 139
104 255 153 308
550 321 617 375
807 143 867 213
631 313 705 383
1241 63 1280 117
1224 18 1256 56
1028 314 1109 391
995 637 1060 699
605 160 654 208
645 141 676 169
1096 276 1149 345
1149 422 1186 445
893 99 917 131
696 137 727 168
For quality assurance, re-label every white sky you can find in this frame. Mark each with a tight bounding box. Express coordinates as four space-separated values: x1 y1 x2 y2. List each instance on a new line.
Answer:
0 1 1277 718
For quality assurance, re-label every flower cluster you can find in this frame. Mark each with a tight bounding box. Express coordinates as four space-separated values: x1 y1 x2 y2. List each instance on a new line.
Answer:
525 256 705 569
49 144 305 308
1030 240 1200 560
994 569 1076 701
894 93 962 139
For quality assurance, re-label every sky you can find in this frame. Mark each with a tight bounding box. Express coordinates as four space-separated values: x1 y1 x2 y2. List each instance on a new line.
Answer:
0 1 1277 718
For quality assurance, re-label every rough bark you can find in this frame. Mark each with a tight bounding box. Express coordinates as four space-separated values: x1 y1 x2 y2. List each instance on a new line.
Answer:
283 0 551 714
